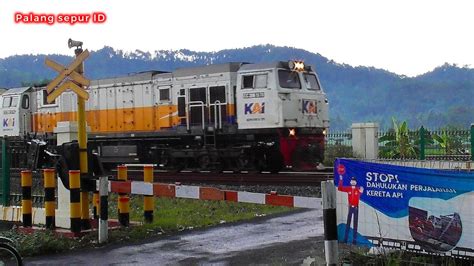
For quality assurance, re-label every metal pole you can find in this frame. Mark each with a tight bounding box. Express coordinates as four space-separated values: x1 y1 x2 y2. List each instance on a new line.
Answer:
322 181 338 266
2 137 10 206
74 48 91 230
99 175 108 244
419 126 425 160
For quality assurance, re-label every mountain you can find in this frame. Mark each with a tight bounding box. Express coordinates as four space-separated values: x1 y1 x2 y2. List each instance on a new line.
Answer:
0 45 472 130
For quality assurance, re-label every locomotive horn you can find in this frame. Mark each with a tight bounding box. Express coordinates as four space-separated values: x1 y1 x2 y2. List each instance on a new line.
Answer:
68 38 83 49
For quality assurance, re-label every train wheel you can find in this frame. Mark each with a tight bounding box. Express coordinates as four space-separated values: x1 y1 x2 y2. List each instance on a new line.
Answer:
236 155 250 171
170 158 185 172
159 150 171 168
198 154 211 170
266 150 283 173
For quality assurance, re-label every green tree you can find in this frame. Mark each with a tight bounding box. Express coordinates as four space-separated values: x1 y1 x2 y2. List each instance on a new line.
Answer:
432 131 464 155
379 117 419 159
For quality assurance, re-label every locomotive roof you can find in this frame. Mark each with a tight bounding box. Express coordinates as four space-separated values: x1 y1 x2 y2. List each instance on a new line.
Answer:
173 62 244 77
90 70 167 86
2 87 30 95
239 61 315 72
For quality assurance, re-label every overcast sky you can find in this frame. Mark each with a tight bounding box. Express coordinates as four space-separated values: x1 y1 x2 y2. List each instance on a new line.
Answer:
2 0 474 76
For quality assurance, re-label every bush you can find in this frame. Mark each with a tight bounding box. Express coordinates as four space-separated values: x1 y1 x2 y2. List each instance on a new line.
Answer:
324 144 353 166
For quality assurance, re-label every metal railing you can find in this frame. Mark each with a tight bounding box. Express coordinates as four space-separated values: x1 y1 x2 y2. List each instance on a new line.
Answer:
187 101 206 130
325 125 473 165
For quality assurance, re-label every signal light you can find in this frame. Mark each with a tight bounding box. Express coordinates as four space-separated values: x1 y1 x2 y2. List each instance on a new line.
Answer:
289 60 305 72
289 128 296 137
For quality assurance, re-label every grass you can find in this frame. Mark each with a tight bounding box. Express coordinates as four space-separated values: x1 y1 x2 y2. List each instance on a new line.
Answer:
0 195 293 257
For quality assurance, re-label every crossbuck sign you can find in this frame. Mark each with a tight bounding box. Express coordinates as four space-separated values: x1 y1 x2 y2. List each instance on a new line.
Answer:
45 50 90 103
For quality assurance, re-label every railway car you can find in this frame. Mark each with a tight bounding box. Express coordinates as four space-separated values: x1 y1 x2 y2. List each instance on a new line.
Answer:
0 61 329 172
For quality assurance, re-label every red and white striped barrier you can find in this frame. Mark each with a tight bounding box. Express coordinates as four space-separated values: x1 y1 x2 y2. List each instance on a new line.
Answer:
98 180 322 210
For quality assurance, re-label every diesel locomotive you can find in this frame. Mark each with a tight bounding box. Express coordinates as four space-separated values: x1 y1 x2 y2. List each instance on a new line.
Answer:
0 60 329 172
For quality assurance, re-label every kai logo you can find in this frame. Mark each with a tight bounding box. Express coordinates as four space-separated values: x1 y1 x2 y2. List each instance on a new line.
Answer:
3 118 15 127
244 102 265 114
303 100 317 114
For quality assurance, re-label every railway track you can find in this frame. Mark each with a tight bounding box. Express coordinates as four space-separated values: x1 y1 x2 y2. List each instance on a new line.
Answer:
112 169 334 186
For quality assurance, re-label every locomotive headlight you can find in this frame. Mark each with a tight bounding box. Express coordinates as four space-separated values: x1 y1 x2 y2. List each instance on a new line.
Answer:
289 128 296 137
289 60 305 72
323 129 327 136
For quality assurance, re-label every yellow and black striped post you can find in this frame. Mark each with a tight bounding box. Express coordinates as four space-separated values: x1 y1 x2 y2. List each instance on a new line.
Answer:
43 168 56 229
93 191 99 220
143 165 154 223
69 170 81 233
117 165 130 226
21 170 32 227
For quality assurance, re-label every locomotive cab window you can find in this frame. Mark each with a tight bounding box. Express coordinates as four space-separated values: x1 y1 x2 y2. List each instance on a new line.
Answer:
278 70 301 89
2 97 11 108
159 88 170 102
242 74 267 89
242 75 254 89
42 90 56 106
2 96 19 108
255 74 267 88
304 74 320 90
11 96 19 107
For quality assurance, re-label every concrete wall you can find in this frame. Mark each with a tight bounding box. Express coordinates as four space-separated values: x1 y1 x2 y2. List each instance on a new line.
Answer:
351 123 379 159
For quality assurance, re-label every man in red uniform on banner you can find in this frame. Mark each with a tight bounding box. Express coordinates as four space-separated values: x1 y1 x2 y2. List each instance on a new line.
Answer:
338 175 364 244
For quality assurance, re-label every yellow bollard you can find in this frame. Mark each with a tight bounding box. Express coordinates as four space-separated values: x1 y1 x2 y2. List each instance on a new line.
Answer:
117 165 129 226
143 165 154 223
21 170 32 227
43 168 56 229
69 170 81 233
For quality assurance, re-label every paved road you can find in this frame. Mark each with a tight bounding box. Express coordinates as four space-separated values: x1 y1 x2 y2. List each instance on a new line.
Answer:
27 209 326 265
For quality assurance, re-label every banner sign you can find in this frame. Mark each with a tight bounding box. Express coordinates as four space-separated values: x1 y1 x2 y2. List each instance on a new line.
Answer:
334 158 474 257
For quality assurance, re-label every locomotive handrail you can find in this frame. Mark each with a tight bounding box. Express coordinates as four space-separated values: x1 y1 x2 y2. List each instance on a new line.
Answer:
210 100 224 129
187 101 205 130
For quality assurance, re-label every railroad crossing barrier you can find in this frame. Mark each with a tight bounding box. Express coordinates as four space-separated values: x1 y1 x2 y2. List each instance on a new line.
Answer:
103 180 322 209
15 164 323 239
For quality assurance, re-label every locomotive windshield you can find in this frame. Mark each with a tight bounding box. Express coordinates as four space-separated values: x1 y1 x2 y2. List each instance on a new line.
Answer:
278 70 301 89
303 73 321 90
